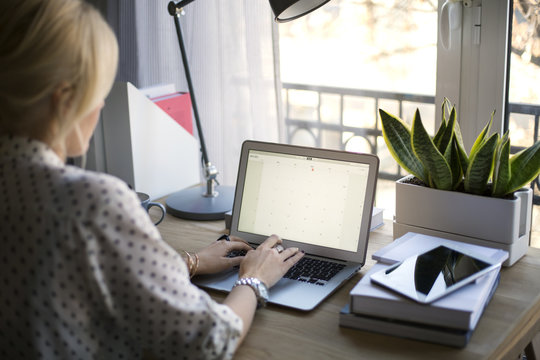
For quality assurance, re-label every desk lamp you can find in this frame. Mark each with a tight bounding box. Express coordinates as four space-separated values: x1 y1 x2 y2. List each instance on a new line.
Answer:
166 0 331 220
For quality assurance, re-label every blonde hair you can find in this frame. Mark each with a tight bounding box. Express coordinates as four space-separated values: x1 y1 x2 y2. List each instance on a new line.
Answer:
0 0 118 147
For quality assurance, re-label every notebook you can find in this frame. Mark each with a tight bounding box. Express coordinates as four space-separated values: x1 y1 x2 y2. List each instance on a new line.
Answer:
193 140 379 311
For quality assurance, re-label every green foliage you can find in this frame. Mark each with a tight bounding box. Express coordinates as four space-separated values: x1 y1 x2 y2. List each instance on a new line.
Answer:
379 99 540 197
464 133 498 194
492 132 510 197
411 109 453 190
379 109 426 182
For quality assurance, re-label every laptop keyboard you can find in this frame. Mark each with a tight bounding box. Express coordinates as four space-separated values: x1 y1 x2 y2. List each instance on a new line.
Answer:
284 257 346 286
227 249 346 286
227 249 248 258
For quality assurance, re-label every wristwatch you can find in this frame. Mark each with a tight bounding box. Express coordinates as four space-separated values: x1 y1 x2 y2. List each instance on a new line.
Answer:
233 277 269 308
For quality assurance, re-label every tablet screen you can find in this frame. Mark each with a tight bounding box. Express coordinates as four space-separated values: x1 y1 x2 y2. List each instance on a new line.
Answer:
370 245 495 303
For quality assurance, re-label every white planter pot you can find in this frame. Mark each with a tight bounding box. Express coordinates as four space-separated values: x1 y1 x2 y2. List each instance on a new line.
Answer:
393 175 533 266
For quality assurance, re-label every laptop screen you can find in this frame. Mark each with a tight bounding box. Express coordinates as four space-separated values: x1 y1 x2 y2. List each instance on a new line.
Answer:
237 149 371 252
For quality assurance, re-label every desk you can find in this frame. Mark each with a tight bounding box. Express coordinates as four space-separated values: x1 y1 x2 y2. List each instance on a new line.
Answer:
156 211 540 360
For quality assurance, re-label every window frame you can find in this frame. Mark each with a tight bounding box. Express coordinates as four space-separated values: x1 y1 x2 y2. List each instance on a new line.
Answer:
435 0 510 149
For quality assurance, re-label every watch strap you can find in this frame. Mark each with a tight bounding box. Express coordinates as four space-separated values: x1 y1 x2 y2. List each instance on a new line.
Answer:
233 277 268 308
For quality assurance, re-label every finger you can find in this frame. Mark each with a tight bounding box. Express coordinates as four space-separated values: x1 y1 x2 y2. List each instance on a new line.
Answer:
227 240 253 252
283 250 304 269
280 247 300 260
259 234 282 249
227 255 245 268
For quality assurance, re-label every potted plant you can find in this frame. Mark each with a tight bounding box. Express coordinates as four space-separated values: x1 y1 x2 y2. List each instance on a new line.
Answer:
380 99 540 265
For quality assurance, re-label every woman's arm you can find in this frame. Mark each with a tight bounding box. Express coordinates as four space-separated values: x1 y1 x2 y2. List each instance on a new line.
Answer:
187 234 303 346
223 235 304 346
223 285 258 345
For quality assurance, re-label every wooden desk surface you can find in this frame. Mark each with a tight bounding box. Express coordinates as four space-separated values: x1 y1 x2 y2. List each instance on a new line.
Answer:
155 211 540 360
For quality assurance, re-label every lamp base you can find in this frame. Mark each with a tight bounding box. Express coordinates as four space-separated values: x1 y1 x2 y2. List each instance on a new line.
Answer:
165 185 235 220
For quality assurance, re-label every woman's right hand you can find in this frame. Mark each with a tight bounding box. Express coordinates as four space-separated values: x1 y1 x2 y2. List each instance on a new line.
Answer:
238 234 304 288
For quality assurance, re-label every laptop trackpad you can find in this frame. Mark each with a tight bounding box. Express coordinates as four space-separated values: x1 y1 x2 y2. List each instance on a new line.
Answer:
194 270 238 292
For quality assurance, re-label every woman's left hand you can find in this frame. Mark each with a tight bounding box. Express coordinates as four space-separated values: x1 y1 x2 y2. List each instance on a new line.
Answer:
195 236 253 275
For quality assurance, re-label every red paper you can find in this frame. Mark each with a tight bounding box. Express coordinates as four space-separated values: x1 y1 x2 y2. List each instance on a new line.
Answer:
151 92 193 135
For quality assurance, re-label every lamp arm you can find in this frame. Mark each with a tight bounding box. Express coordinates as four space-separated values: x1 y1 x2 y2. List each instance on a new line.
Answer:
170 4 211 168
170 2 222 197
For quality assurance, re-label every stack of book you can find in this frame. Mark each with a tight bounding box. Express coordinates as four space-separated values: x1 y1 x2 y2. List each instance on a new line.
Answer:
340 233 508 347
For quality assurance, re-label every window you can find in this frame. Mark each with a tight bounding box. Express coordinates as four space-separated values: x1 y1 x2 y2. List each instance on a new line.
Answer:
278 0 439 215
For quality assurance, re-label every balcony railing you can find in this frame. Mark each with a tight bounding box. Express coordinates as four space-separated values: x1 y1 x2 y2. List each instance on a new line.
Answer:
282 82 540 204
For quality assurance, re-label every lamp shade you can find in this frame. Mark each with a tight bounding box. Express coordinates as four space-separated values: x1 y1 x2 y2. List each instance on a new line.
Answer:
269 0 331 22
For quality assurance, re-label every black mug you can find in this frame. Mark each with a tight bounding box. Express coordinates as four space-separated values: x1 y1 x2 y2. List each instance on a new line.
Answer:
137 192 166 226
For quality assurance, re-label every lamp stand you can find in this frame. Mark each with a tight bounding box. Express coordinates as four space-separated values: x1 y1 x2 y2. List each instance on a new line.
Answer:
165 1 234 220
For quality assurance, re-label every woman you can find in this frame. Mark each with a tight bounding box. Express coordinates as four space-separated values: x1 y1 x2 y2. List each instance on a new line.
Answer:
0 0 303 359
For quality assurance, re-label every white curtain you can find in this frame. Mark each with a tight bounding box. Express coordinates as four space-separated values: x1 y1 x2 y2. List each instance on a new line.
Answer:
102 0 282 186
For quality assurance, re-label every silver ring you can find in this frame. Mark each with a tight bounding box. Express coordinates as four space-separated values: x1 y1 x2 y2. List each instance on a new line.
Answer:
274 244 285 253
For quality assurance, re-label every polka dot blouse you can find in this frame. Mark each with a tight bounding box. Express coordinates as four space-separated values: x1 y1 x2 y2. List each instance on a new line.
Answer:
0 135 242 360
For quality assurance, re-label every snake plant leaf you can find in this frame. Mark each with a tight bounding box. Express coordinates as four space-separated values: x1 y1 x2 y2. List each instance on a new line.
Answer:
505 140 540 195
437 106 456 154
465 133 498 195
411 109 453 190
379 109 427 182
442 97 452 116
470 111 494 159
443 136 463 189
453 117 469 171
492 132 510 197
433 120 447 149
441 97 452 125
451 139 464 189
433 98 451 147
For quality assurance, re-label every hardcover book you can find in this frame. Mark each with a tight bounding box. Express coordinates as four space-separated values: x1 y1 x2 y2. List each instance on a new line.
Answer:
339 304 474 348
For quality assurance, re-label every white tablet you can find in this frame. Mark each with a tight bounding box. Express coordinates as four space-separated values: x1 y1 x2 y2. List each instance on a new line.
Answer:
370 245 501 304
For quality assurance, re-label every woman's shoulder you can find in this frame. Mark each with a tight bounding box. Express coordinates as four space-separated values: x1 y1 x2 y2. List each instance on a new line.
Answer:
62 165 133 196
56 165 141 219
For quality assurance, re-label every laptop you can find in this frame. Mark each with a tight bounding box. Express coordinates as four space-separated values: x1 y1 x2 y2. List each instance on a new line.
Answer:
193 140 379 311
